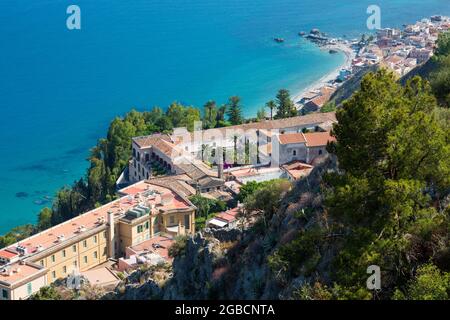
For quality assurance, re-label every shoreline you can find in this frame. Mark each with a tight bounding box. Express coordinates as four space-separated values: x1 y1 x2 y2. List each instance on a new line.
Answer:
291 42 355 107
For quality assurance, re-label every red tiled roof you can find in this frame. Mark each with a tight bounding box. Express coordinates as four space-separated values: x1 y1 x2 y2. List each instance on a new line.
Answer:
0 249 18 259
0 262 45 285
6 182 192 257
304 132 336 147
282 161 314 180
129 236 174 261
215 207 240 222
278 133 306 145
172 113 337 141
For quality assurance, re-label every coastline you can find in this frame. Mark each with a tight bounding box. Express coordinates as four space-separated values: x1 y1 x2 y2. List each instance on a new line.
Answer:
291 42 355 106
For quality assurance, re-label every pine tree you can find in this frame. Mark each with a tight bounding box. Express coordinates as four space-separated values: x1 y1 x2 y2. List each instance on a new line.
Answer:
275 89 297 119
226 96 244 125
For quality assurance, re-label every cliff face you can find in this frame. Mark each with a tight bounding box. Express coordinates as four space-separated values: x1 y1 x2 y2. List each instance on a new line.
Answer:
330 65 379 106
107 156 338 300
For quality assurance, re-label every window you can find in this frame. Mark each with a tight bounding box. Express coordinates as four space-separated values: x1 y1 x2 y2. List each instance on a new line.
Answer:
83 256 88 263
184 215 190 230
133 148 136 158
83 240 87 248
51 255 55 263
169 216 175 225
104 231 107 239
73 260 78 267
137 225 143 233
63 266 67 274
62 249 66 258
93 251 98 259
293 150 297 156
145 221 149 229
103 247 107 256
27 283 32 296
2 289 9 299
52 271 56 279
40 260 44 267
93 235 97 244
319 149 323 155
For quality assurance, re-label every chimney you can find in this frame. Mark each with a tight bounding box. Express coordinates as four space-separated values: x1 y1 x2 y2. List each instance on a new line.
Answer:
107 211 115 258
217 146 224 179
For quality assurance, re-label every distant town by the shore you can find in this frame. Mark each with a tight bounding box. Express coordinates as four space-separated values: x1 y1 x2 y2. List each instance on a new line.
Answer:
286 15 450 114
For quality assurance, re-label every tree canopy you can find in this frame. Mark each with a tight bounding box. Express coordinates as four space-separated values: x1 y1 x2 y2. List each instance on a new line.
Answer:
226 96 244 125
324 68 450 297
274 89 298 119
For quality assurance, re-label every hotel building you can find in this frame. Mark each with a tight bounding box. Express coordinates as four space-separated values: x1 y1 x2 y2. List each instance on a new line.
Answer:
0 180 196 300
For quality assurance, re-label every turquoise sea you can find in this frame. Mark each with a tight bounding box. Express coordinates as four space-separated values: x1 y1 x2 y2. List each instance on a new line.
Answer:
0 0 449 233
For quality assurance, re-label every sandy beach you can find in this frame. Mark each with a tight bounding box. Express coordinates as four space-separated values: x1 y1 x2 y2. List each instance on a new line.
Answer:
292 42 356 107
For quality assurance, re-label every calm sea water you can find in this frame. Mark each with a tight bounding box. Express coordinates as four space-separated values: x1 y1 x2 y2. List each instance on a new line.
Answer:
0 0 449 233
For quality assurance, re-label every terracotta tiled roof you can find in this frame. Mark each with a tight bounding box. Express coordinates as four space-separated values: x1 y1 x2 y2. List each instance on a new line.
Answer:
278 133 306 145
304 132 336 147
385 55 403 64
277 131 335 147
215 207 240 223
128 236 174 261
145 175 197 197
132 134 172 148
5 181 192 262
0 249 18 259
0 262 46 286
307 89 336 109
281 161 314 180
171 113 337 140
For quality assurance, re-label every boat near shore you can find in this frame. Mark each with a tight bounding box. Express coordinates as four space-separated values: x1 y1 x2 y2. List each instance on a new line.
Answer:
274 37 285 43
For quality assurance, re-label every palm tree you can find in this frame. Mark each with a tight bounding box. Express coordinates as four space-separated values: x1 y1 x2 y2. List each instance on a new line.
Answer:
203 100 217 129
266 100 276 120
